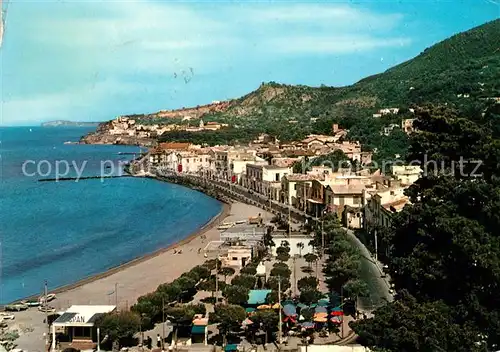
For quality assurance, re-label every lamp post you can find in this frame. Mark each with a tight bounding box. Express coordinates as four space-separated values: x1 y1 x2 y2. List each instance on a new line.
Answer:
162 297 166 352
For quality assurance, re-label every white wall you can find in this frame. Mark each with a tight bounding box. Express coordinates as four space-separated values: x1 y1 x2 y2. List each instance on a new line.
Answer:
271 236 315 257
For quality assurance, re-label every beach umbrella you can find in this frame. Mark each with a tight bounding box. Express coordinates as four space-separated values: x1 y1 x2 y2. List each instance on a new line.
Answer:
301 322 315 329
283 304 297 317
317 299 329 307
315 306 327 313
314 312 328 318
257 304 271 310
242 318 254 326
314 316 327 323
272 303 281 309
330 316 342 324
296 303 308 309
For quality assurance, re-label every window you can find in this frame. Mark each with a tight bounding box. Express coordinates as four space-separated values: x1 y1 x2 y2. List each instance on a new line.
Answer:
353 197 360 205
275 174 280 181
294 184 297 190
232 257 238 261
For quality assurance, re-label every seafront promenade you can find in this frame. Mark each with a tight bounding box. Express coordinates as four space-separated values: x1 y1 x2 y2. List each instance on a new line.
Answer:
14 202 271 352
150 169 392 310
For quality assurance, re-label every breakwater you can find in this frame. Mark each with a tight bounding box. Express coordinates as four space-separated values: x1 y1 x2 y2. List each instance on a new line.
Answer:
38 175 133 182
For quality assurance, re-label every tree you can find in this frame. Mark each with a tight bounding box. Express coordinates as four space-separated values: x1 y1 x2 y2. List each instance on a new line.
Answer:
252 310 279 344
198 277 226 298
299 288 323 305
297 277 318 291
220 267 236 282
263 228 275 249
94 311 141 351
131 292 163 327
240 265 257 276
296 242 305 257
351 291 486 352
323 253 361 292
304 253 318 268
231 274 256 290
223 285 250 305
165 305 197 345
156 283 182 303
357 105 500 349
276 253 290 262
267 277 290 292
190 265 211 281
270 263 291 278
265 290 280 305
342 279 369 315
211 304 246 345
174 276 197 293
203 258 222 271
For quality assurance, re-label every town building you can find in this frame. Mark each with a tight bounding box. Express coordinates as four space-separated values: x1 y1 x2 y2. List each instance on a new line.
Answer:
392 165 422 185
245 164 292 200
402 118 416 134
51 305 116 351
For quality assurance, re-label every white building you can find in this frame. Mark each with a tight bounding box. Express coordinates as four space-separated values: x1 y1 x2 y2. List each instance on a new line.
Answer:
51 305 116 351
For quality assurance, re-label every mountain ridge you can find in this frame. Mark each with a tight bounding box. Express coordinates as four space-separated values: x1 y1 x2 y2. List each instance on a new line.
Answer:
86 19 500 145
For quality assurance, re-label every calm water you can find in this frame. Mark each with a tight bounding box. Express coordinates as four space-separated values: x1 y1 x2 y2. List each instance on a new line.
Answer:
0 127 222 303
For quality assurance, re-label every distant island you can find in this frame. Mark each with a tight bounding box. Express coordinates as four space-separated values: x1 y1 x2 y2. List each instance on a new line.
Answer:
41 120 101 127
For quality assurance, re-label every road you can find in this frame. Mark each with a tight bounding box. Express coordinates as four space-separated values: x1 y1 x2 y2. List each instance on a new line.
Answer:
152 169 393 311
345 229 393 311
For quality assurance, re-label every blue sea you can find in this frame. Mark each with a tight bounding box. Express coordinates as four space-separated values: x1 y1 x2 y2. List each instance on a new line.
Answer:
0 127 222 304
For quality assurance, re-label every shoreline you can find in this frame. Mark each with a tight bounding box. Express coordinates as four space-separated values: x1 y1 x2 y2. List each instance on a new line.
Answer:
11 198 230 305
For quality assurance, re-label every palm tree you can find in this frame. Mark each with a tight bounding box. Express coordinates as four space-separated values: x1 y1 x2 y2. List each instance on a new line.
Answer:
296 242 305 257
220 267 236 283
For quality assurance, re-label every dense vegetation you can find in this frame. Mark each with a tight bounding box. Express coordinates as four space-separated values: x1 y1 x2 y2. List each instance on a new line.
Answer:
351 102 500 351
158 127 260 146
157 20 499 157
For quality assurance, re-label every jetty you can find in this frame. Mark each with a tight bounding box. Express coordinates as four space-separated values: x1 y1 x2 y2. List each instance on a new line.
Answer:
38 175 132 182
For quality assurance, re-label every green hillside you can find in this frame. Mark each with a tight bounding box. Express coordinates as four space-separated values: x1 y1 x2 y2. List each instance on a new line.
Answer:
159 19 500 156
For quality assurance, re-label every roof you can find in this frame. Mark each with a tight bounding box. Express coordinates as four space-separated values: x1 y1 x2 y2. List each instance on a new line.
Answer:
53 305 116 326
285 174 323 182
247 289 271 305
383 197 410 212
159 142 192 151
326 185 365 195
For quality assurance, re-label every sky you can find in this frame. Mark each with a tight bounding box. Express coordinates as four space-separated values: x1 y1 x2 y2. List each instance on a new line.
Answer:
0 0 499 126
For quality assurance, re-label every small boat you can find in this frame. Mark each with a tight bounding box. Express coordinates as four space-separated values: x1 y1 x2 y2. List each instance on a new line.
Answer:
38 293 56 303
0 313 15 320
4 303 28 312
21 300 40 307
235 220 246 224
38 305 56 313
217 222 235 230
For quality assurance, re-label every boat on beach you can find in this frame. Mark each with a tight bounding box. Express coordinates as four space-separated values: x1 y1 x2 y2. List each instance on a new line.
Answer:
38 293 56 304
4 303 28 312
38 305 56 313
0 312 15 320
20 300 40 307
217 224 233 230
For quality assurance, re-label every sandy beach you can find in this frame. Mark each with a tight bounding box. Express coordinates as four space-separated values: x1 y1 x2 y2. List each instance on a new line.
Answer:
13 201 271 351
